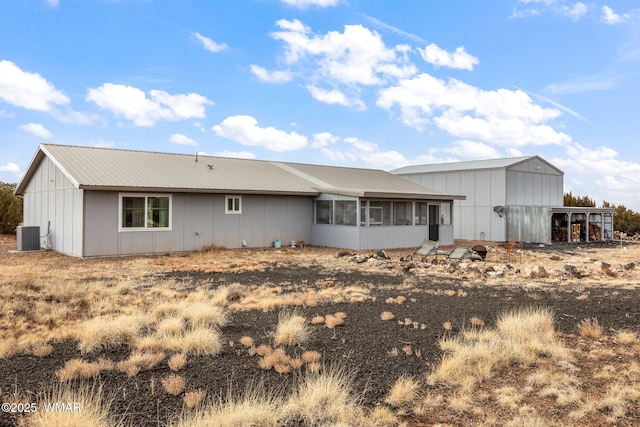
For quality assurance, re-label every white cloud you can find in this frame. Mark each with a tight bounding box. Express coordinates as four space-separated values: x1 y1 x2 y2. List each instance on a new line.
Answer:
0 162 21 174
20 123 52 139
563 2 588 20
271 20 417 86
376 73 569 147
602 5 629 24
430 140 500 159
320 136 449 170
214 150 256 159
311 131 339 148
552 143 640 209
306 85 365 109
170 133 198 146
280 0 340 9
86 83 213 127
418 43 479 70
543 73 620 95
45 0 59 7
0 60 69 111
193 32 227 52
212 115 308 152
250 65 294 84
362 15 426 45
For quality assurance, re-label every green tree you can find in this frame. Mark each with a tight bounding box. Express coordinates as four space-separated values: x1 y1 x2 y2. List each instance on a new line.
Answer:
563 192 595 207
602 201 640 236
0 182 23 234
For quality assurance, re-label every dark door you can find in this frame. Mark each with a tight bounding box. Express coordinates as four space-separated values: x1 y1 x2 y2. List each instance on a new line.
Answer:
429 204 439 241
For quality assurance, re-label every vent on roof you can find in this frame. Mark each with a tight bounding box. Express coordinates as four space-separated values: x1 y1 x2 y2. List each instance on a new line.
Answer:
16 226 40 251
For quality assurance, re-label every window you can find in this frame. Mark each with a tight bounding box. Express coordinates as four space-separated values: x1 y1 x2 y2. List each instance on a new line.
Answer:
415 202 428 225
393 201 413 225
335 201 357 226
369 201 391 226
440 203 451 225
315 200 333 224
120 194 171 230
225 195 242 214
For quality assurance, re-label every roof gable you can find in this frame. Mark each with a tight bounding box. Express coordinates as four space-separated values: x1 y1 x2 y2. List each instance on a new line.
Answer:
390 155 563 176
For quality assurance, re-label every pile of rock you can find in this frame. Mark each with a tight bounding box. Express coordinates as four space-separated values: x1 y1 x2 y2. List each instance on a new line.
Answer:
614 231 640 241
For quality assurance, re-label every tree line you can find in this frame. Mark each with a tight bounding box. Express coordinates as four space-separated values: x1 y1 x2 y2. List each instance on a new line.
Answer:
0 182 23 234
564 191 640 236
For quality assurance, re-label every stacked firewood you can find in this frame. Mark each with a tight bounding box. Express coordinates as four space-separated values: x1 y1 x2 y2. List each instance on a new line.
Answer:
552 226 568 241
588 223 602 241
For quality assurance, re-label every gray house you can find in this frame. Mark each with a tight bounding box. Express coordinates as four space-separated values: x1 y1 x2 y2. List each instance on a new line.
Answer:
392 156 614 244
15 144 464 257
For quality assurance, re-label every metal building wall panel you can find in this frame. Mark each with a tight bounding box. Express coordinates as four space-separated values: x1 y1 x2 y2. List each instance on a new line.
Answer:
506 206 552 243
183 193 215 251
84 191 119 257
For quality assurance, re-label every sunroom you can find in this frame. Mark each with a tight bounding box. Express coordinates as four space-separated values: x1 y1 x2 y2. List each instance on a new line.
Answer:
310 194 456 250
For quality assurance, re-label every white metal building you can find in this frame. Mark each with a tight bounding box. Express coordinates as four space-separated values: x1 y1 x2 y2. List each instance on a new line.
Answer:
392 156 615 244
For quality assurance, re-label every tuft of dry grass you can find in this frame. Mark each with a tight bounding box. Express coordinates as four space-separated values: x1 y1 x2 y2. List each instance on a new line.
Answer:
324 314 344 329
162 374 187 395
579 318 602 339
310 315 325 324
384 375 421 407
23 382 126 427
616 330 637 344
274 310 309 347
117 351 165 377
380 311 395 321
168 353 187 372
170 382 281 427
280 365 364 426
56 358 113 381
31 343 54 358
75 314 147 353
429 307 570 388
238 336 254 348
183 389 206 409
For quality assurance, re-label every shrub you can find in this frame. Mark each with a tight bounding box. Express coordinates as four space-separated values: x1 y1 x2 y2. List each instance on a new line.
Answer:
274 310 309 347
579 318 602 339
385 375 421 407
162 375 186 395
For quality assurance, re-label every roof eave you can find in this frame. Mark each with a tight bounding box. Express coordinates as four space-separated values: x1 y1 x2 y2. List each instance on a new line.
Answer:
78 185 320 196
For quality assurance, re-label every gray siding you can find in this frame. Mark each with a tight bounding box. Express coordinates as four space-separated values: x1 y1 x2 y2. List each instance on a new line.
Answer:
22 156 83 256
83 192 312 257
403 169 507 242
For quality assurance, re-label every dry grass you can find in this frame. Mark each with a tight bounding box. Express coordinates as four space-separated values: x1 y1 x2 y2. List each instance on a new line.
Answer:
168 353 188 371
183 389 206 409
117 351 165 377
380 311 395 321
273 310 309 347
429 307 570 387
162 374 187 395
55 358 114 381
280 365 365 426
23 382 126 427
384 374 421 407
579 318 602 339
75 314 147 353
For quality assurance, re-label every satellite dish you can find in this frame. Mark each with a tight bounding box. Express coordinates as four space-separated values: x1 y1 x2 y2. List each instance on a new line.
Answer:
493 206 504 217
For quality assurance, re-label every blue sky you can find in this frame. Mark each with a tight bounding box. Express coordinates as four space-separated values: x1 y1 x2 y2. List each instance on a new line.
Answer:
1 0 639 209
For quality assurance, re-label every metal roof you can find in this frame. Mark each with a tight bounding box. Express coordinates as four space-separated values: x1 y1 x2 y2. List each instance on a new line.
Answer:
16 144 464 200
390 156 558 175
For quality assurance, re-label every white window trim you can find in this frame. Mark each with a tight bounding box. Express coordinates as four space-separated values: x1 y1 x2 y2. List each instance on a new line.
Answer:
225 195 242 214
119 193 172 232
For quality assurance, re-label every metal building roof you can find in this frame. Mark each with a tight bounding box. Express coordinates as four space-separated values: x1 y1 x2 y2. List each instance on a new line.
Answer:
390 156 560 175
16 144 463 200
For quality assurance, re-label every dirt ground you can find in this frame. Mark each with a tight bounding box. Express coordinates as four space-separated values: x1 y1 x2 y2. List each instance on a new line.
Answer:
0 235 639 426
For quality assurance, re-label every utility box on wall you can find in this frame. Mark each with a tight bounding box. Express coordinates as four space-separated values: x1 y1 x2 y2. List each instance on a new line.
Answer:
16 226 40 251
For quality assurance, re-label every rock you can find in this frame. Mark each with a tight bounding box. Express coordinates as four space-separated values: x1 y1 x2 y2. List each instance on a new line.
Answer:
403 262 417 272
376 250 390 260
601 262 617 277
623 262 635 270
550 255 562 261
562 264 582 278
447 262 458 273
352 255 367 263
337 250 353 258
529 265 548 278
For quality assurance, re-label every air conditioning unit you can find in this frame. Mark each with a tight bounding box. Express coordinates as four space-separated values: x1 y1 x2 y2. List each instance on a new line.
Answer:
17 226 40 251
